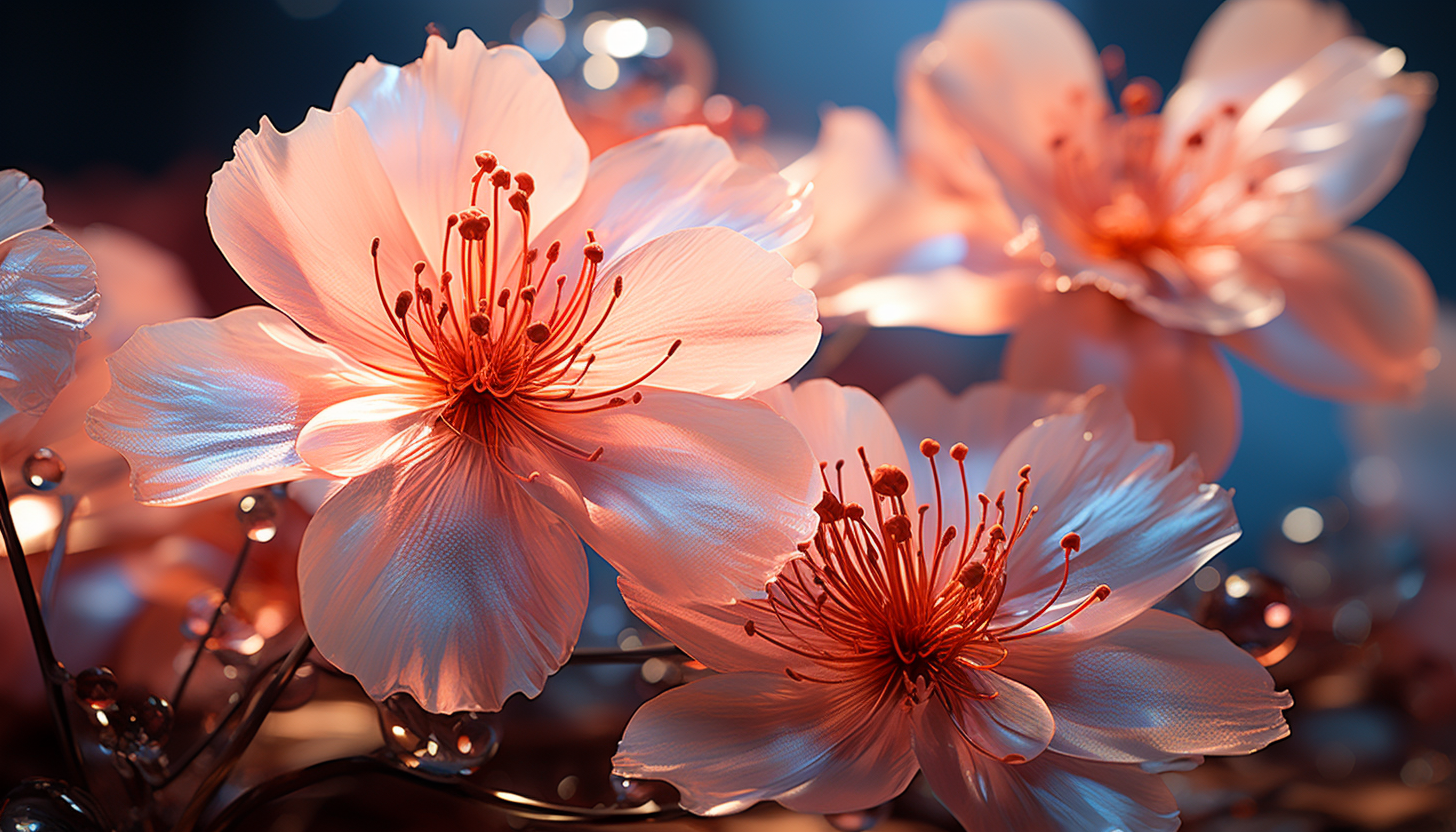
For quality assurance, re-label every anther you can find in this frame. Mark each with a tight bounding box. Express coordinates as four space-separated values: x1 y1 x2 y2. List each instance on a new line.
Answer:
474 152 497 172
509 191 529 212
498 289 511 308
743 620 756 637
371 237 380 256
667 339 682 356
871 464 910 497
587 447 605 462
815 490 845 523
920 438 941 457
513 172 535 197
413 261 427 277
1092 585 1111 601
546 241 560 261
584 243 605 264
958 562 986 589
524 248 539 266
526 322 551 344
1018 464 1031 479
458 209 490 240
1061 532 1081 552
394 291 412 318
1120 78 1161 117
987 524 1006 543
436 303 449 324
490 168 512 189
417 287 433 308
613 275 623 296
469 314 489 336
883 514 912 543
520 286 537 304
844 503 865 522
950 442 969 461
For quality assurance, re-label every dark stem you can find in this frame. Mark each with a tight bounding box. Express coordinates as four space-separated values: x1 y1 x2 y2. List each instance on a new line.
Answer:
203 754 685 832
171 537 253 711
565 644 686 665
172 634 312 832
39 493 77 618
0 475 87 788
153 652 289 789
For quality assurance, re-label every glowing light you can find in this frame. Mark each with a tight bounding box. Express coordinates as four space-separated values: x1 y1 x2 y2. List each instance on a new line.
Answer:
582 19 614 55
1281 506 1324 544
522 16 566 60
644 26 673 58
702 94 733 124
1331 599 1371 645
8 495 60 552
391 725 407 738
1350 455 1400 506
583 54 620 89
542 0 573 19
1263 602 1292 629
1224 573 1252 599
641 657 669 684
1194 565 1221 592
604 18 649 59
1375 47 1406 78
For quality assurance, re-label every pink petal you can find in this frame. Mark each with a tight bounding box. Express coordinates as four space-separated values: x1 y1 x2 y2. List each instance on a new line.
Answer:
1000 609 1292 763
941 668 1055 763
521 389 819 604
333 32 588 258
0 170 51 242
0 229 99 416
85 306 397 506
1222 228 1436 400
898 69 1011 209
557 226 819 399
815 264 1045 336
538 125 810 296
299 427 587 713
984 387 1239 641
756 378 915 514
911 708 1180 832
1162 0 1352 146
207 107 433 372
296 391 441 478
1002 289 1243 476
614 672 917 816
883 376 1076 507
918 0 1109 215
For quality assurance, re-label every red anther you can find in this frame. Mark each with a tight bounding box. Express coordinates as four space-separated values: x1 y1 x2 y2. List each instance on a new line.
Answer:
394 291 412 318
475 151 497 172
743 620 756 637
446 214 459 228
950 442 969 461
458 209 490 240
609 396 626 406
815 490 846 523
524 248 539 265
940 526 958 548
509 191 529 212
587 447 605 462
631 391 642 403
490 168 512 189
1018 464 1032 479
586 229 597 242
497 289 511 308
987 523 1006 542
844 503 865 521
1061 532 1081 552
1120 78 1161 116
871 464 910 497
413 261 428 276
469 314 489 336
436 303 449 324
613 275 623 295
584 242 605 263
1092 585 1111 601
513 172 535 196
417 286 433 308
520 286 537 304
883 514 913 542
546 240 561 260
796 540 812 553
920 438 941 457
958 562 986 589
440 270 453 286
667 339 682 356
371 237 381 256
526 322 551 344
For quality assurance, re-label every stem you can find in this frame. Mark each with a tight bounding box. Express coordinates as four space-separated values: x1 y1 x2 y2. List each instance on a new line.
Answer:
204 754 685 832
565 644 686 665
172 538 252 711
0 475 87 788
173 634 312 832
39 493 77 619
153 652 289 789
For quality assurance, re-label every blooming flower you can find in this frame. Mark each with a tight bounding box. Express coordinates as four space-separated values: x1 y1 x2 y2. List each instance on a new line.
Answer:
0 170 99 427
613 377 1292 831
87 31 821 713
795 0 1436 475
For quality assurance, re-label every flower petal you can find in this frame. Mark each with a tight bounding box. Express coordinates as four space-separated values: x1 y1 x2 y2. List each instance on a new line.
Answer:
911 706 1180 832
780 107 900 267
1000 609 1291 764
539 125 810 296
0 170 51 242
207 106 432 371
521 389 818 603
918 0 1109 215
883 376 1076 508
1222 228 1436 400
984 387 1240 641
0 229 99 416
815 264 1044 336
334 32 588 257
560 226 819 399
941 668 1055 764
296 392 441 478
1002 289 1242 476
756 378 914 514
613 672 917 816
85 306 396 506
299 427 587 713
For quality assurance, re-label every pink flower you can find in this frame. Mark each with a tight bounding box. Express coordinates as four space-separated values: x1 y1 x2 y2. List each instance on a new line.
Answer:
86 31 821 713
0 170 99 426
613 378 1291 831
797 0 1436 475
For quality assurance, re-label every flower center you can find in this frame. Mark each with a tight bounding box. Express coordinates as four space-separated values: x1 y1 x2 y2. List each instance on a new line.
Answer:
370 152 680 477
741 438 1108 710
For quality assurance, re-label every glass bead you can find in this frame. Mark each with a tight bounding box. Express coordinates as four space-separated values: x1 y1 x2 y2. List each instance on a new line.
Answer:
0 779 110 832
1195 568 1300 666
377 693 500 777
72 668 118 710
21 449 65 491
235 490 279 543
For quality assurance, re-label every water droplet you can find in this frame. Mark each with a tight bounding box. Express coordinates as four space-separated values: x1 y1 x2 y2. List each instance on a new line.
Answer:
270 662 319 712
236 490 278 542
0 779 111 832
377 693 500 777
825 804 892 832
610 774 679 806
101 694 174 752
72 668 118 710
1195 568 1300 666
21 449 65 491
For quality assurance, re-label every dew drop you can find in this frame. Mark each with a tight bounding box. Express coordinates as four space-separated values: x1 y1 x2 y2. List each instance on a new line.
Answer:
236 490 279 542
1195 568 1300 666
21 448 65 491
611 774 679 806
376 693 501 777
0 779 110 832
72 667 118 710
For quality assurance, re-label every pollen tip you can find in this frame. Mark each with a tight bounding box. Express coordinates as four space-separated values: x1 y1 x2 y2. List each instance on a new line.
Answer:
446 213 458 227
490 168 512 188
1061 532 1081 552
393 291 412 318
667 339 682 356
514 172 535 196
469 314 489 336
743 620 756 637
525 248 539 265
883 514 913 543
950 442 969 461
588 446 604 462
919 438 941 457
814 490 846 523
844 503 865 521
526 322 551 344
613 275 623 296
871 464 910 497
474 151 498 171
957 562 986 589
520 286 537 304
631 391 643 403
498 289 511 308
413 261 427 276
584 243 606 264
1093 584 1111 601
1018 464 1032 479
370 237 380 255
440 270 453 285
1002 754 1026 765
987 523 1006 542
418 286 433 307
546 240 561 260
509 190 529 212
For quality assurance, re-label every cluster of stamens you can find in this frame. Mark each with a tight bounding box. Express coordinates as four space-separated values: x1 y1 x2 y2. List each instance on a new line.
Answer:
741 438 1109 747
371 152 681 476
